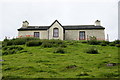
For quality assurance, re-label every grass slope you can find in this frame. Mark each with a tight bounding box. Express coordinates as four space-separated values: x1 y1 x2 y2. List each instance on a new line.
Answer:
2 42 119 78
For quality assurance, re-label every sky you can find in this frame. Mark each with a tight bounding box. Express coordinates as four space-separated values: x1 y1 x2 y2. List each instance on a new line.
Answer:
0 0 119 41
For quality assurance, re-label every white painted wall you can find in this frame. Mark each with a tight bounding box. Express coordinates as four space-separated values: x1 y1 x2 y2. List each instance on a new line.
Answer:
65 29 105 40
18 30 48 39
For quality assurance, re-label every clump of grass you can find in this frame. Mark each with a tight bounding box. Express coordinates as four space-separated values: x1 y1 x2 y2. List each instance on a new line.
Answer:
85 47 99 54
53 47 65 53
100 72 120 78
76 72 89 76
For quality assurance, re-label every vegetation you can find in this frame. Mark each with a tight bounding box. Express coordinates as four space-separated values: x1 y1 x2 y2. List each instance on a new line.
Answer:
85 46 99 54
53 47 65 53
1 38 119 78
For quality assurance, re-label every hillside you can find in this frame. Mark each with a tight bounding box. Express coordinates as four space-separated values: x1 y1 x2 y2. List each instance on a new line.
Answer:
1 39 120 78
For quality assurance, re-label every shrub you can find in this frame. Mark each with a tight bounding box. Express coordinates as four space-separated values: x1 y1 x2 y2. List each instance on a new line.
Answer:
5 40 14 46
54 47 65 53
49 39 63 44
115 44 120 47
41 42 53 48
109 42 115 46
87 40 100 45
81 40 88 43
2 46 8 50
13 38 26 45
59 43 67 48
85 47 98 54
102 41 110 45
101 43 107 46
2 37 40 46
89 36 97 40
9 46 23 50
113 40 120 44
26 40 42 46
2 46 24 55
2 51 9 55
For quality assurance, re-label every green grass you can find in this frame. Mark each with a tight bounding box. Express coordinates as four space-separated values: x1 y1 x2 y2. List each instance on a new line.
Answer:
2 42 119 78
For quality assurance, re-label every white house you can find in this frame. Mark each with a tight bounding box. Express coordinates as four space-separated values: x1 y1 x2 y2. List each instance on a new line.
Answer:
18 20 105 40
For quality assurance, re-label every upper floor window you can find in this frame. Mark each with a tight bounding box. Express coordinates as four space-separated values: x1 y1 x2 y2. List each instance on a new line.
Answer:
53 28 59 37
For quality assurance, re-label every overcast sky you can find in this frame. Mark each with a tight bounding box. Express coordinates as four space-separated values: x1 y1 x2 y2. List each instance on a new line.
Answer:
0 0 119 41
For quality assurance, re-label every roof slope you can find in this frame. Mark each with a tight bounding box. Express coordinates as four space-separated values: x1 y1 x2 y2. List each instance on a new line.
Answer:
18 20 105 31
18 25 105 31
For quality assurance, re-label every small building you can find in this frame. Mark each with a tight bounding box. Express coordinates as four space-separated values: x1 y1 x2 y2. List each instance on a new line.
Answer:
17 20 105 40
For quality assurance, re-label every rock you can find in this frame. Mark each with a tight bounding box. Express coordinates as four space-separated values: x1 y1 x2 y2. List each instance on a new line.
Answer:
107 63 119 66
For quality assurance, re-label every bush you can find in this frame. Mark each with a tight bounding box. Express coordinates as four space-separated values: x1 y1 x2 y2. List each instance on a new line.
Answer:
59 43 67 48
26 40 42 46
89 36 97 40
2 46 24 55
5 40 14 46
2 46 8 50
113 40 120 44
41 39 65 48
102 41 110 45
41 42 53 48
81 41 88 43
101 43 107 46
54 47 65 53
2 37 40 46
115 44 120 47
9 46 23 50
85 47 98 54
109 42 115 46
13 38 26 45
87 40 100 45
2 51 9 55
49 39 63 44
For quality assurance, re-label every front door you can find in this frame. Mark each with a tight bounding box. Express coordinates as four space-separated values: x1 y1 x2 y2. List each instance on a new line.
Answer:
34 32 40 38
79 31 85 40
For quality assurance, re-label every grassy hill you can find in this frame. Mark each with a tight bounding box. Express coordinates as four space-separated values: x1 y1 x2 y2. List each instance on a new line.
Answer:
1 38 120 78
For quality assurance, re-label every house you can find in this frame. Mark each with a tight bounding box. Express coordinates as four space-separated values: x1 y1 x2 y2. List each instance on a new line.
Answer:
17 20 105 40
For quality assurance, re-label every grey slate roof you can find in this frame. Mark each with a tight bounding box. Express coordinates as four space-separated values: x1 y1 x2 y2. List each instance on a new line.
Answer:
18 20 105 31
63 25 105 30
18 25 105 31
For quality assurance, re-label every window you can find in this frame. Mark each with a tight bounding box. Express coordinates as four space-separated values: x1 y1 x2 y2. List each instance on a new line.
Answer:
53 28 59 37
34 32 40 38
79 31 85 40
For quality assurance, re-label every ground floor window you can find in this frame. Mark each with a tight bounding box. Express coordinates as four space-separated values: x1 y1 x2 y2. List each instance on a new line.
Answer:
79 31 85 40
34 32 40 38
53 28 59 37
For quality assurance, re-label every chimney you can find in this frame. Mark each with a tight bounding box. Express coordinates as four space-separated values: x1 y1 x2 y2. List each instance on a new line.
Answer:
95 20 101 26
22 20 29 27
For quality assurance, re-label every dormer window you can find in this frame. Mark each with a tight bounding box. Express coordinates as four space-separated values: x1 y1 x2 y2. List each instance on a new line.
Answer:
53 28 59 37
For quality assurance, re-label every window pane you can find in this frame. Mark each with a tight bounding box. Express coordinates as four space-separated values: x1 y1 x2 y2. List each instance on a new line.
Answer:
53 28 59 37
34 32 39 38
79 31 85 40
